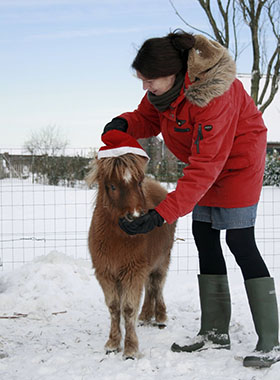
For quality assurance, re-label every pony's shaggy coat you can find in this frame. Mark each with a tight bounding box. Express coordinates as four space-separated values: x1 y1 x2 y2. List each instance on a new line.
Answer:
87 154 176 359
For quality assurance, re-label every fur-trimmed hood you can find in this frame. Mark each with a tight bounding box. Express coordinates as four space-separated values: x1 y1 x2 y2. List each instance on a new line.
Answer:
185 35 236 107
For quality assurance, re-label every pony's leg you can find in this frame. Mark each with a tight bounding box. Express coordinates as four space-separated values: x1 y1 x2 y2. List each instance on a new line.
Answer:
153 269 168 324
154 249 171 324
121 279 143 359
138 275 155 323
140 270 168 325
96 275 122 353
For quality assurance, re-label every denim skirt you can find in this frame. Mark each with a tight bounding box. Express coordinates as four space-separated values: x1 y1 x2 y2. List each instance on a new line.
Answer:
192 204 258 230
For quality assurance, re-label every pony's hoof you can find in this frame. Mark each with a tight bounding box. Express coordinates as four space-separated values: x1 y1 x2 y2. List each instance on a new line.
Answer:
138 320 151 327
105 347 121 355
139 320 166 329
123 347 140 360
123 350 143 360
152 321 167 329
124 355 135 361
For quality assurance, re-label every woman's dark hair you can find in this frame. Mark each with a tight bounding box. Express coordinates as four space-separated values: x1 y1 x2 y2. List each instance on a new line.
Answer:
132 29 195 79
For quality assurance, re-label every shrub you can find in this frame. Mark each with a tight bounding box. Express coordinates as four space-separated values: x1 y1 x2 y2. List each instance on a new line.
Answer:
263 150 280 187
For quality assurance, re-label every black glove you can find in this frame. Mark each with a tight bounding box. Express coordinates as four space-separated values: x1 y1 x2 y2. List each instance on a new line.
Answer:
119 209 164 235
102 117 128 135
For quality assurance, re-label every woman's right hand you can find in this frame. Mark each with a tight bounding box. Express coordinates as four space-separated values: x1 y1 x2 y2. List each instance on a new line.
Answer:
102 117 128 135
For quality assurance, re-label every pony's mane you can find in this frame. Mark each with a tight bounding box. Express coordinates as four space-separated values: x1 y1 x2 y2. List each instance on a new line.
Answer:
86 154 148 185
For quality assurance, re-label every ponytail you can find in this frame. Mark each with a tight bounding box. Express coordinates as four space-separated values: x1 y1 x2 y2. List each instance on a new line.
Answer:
132 29 195 79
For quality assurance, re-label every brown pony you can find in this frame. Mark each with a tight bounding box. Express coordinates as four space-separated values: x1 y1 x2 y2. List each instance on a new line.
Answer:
87 153 176 359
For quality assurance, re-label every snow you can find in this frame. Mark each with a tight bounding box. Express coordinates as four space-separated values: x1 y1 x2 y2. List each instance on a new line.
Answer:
1 181 280 379
1 252 280 379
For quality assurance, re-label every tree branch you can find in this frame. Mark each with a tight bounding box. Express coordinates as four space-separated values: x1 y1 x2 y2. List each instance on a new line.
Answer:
258 47 278 105
168 0 214 39
170 0 280 112
198 0 227 46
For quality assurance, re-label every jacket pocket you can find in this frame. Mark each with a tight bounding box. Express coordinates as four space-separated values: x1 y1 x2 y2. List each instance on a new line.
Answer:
174 127 191 132
223 156 251 171
174 118 192 133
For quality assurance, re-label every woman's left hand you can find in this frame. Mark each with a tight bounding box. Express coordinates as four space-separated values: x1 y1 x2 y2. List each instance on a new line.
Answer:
119 209 164 235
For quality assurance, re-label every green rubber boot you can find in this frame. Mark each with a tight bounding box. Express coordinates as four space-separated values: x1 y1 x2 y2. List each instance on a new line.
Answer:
171 274 231 352
243 277 280 368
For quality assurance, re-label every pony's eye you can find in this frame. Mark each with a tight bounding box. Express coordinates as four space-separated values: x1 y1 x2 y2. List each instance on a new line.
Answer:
111 185 116 191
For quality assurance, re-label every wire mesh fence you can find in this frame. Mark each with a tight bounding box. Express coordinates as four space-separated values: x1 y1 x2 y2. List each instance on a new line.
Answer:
1 148 280 273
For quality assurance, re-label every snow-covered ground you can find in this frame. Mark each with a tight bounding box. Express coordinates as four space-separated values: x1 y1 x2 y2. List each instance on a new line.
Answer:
0 252 280 380
1 180 280 379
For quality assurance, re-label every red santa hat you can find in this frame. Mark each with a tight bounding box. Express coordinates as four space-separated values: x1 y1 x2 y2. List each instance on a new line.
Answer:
97 130 150 160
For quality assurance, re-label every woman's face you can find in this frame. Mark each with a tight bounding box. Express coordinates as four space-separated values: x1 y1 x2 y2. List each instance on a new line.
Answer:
136 71 176 96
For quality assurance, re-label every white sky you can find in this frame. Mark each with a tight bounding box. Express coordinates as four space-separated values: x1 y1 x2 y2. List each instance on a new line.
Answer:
0 0 279 149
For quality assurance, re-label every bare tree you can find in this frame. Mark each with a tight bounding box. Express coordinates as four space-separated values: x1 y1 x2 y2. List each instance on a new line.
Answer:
24 125 69 156
169 0 280 113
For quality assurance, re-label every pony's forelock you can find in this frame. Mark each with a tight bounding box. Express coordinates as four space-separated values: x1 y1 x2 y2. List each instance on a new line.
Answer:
86 154 147 186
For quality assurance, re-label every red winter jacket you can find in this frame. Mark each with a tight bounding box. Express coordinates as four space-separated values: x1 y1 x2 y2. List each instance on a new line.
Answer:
119 36 267 224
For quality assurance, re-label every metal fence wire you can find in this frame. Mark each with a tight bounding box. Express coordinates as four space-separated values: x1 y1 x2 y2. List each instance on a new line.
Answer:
1 148 280 273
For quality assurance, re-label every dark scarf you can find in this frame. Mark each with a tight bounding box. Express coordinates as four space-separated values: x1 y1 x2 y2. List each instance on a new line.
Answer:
147 71 185 112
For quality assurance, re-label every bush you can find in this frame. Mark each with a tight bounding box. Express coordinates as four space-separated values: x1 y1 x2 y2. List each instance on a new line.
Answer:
31 155 91 186
263 150 280 187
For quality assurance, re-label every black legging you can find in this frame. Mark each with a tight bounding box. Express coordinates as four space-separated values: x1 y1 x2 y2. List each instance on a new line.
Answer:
192 221 270 280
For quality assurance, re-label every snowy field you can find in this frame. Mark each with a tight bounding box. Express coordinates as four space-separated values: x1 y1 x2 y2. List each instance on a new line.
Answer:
1 180 280 379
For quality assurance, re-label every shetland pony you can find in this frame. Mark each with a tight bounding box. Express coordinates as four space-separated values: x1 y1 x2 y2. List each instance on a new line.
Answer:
87 153 176 359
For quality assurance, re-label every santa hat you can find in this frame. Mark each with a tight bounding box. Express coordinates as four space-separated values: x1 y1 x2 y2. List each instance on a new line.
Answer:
97 130 150 160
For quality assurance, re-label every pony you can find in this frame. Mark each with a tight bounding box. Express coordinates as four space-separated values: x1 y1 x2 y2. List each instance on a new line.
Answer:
87 153 176 359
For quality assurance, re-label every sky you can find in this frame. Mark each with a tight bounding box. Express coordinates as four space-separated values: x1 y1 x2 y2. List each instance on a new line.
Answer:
1 0 279 150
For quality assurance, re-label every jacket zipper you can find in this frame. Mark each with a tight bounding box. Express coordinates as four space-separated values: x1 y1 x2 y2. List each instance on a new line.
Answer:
195 124 203 154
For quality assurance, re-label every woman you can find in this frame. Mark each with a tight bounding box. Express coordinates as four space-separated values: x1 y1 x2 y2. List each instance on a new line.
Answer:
102 30 279 368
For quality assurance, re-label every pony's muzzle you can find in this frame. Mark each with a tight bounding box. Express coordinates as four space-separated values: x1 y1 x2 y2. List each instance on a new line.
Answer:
124 210 145 222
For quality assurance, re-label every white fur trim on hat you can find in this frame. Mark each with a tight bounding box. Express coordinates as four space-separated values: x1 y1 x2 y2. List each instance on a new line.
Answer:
98 130 150 160
97 146 149 160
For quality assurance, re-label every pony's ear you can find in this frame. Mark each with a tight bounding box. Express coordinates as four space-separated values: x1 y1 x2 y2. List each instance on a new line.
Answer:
139 156 149 171
85 158 99 187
